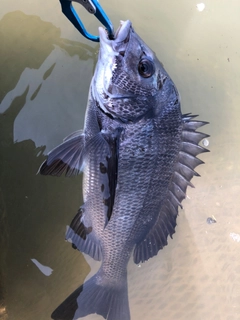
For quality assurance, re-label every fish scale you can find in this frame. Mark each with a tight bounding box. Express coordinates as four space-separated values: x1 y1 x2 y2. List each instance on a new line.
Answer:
39 20 209 320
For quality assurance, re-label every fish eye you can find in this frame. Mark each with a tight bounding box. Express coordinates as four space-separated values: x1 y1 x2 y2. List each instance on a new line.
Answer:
138 58 155 78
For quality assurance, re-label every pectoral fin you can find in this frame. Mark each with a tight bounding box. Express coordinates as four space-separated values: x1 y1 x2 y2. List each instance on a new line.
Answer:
38 131 85 177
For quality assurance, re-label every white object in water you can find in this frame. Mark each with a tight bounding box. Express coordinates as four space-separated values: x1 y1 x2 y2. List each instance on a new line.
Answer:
202 138 209 147
229 233 240 243
31 258 53 276
196 3 205 12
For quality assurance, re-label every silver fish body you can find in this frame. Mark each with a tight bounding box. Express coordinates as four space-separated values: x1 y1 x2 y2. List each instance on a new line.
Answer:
39 20 209 320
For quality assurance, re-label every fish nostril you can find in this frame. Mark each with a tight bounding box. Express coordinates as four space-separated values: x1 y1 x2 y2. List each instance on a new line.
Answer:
158 79 163 90
157 73 164 89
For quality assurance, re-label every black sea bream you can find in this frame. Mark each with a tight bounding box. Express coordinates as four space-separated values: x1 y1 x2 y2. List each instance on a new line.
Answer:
39 20 209 320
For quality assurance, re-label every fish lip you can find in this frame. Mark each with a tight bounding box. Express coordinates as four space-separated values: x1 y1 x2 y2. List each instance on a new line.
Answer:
99 20 132 49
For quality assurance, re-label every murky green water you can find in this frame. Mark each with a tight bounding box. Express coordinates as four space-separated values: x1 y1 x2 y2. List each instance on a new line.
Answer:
1 1 240 319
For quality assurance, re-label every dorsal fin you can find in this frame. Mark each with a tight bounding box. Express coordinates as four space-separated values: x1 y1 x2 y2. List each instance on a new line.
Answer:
133 114 209 264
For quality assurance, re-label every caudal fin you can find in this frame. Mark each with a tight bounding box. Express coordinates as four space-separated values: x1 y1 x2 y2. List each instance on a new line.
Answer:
51 270 130 320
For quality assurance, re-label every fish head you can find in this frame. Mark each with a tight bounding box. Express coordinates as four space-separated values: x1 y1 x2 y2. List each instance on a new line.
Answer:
92 20 180 122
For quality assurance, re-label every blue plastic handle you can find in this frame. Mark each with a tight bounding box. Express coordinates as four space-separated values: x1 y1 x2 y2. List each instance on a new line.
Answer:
59 0 114 42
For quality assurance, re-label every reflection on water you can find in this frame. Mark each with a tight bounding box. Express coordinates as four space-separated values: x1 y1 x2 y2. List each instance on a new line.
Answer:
0 11 98 154
0 11 97 102
0 10 94 320
1 1 240 320
0 82 91 319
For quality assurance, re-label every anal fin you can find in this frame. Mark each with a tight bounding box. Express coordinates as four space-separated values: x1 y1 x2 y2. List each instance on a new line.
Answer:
66 208 102 261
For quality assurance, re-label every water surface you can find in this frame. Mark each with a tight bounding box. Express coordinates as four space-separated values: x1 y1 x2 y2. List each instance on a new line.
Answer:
1 1 240 319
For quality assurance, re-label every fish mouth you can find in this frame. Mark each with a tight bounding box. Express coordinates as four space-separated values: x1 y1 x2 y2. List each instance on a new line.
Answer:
92 21 133 117
99 20 132 50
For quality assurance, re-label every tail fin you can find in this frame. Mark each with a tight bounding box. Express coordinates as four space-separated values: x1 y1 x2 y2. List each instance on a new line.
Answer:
51 270 130 320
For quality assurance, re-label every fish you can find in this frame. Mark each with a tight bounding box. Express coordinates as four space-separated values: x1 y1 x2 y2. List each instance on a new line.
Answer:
39 20 209 320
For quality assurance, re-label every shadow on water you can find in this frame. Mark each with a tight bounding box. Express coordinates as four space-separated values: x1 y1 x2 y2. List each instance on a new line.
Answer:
0 11 97 319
